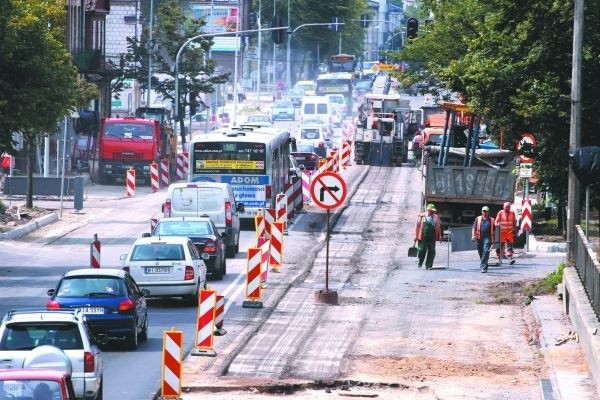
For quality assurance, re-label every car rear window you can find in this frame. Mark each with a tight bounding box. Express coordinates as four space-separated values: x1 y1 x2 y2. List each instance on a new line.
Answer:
155 221 211 236
131 244 185 261
316 104 328 114
56 277 125 297
1 323 83 350
301 129 320 140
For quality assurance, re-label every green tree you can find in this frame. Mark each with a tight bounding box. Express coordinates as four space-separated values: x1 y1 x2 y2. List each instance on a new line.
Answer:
0 0 79 209
394 0 600 227
123 0 229 143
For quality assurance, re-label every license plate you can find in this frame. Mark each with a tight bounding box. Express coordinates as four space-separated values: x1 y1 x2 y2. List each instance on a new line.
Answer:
145 266 171 274
79 307 104 314
4 382 24 396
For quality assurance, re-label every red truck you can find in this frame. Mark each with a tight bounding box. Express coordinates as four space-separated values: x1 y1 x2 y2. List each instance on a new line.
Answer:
97 116 164 184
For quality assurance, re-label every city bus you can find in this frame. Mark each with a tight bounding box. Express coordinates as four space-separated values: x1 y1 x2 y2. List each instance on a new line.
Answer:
327 53 357 74
315 72 354 116
187 127 293 221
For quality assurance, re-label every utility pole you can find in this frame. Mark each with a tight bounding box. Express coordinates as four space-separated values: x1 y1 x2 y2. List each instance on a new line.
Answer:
146 0 153 106
567 0 584 262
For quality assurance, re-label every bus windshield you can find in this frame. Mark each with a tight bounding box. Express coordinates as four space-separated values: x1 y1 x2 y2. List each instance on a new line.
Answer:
191 142 266 175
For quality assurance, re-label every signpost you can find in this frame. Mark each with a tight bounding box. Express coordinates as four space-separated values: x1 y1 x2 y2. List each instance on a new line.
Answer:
517 133 537 252
310 172 347 305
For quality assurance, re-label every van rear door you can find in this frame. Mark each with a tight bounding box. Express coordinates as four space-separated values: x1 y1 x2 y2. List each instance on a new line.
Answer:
170 186 226 227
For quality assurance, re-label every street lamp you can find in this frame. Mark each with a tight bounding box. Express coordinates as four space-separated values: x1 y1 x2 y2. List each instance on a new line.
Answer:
285 22 344 90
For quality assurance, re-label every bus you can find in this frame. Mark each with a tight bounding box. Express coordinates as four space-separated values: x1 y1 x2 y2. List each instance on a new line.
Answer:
315 72 354 116
187 127 293 221
327 53 357 74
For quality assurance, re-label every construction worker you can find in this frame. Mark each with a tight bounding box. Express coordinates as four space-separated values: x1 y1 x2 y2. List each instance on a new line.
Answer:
414 204 442 270
495 201 517 265
472 206 496 273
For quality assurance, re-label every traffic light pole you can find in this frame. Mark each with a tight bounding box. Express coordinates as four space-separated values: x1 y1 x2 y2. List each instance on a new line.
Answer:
174 26 288 133
285 22 344 91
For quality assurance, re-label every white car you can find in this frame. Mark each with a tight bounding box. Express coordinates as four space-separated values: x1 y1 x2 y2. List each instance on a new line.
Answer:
296 124 333 158
0 309 103 400
122 236 207 305
330 103 343 127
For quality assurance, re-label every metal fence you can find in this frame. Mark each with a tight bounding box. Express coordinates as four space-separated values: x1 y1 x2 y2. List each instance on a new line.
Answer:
575 225 600 320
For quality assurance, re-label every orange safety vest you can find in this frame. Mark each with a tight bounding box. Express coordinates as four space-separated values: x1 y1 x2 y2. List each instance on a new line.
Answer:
496 210 516 242
472 216 495 242
415 212 441 241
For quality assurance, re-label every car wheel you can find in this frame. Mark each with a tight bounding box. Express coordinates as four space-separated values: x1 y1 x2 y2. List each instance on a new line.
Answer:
213 260 223 280
92 378 103 400
138 314 148 342
187 284 200 306
127 322 138 350
226 244 236 258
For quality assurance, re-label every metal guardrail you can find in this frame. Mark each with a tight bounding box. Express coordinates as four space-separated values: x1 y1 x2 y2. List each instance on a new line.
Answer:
574 225 600 320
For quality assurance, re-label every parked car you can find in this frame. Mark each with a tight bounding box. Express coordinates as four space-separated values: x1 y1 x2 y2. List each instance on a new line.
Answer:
0 347 78 400
286 88 304 107
121 235 207 305
291 143 321 171
46 268 148 350
296 125 332 158
0 308 103 400
245 114 273 125
183 113 220 135
271 100 295 121
148 217 227 280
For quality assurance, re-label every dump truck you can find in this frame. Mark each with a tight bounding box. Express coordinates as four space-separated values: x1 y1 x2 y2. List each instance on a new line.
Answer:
421 101 516 229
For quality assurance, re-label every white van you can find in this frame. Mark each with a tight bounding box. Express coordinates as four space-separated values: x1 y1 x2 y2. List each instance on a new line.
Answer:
300 96 332 125
162 182 243 257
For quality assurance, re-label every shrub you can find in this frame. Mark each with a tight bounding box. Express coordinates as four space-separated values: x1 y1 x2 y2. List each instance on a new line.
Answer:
524 262 566 296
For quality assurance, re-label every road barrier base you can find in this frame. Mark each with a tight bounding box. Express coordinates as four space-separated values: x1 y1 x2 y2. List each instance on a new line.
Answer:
191 348 217 357
314 289 339 305
242 300 263 309
213 328 227 336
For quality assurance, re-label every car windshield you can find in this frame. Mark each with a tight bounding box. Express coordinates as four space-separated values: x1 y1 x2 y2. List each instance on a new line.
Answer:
0 379 62 399
0 323 82 350
247 115 270 122
130 244 185 261
274 101 293 108
300 129 320 140
295 144 315 153
56 277 125 297
155 221 211 236
288 89 304 96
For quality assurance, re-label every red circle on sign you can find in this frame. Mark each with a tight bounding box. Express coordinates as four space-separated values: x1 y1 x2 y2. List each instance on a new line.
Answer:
310 171 347 210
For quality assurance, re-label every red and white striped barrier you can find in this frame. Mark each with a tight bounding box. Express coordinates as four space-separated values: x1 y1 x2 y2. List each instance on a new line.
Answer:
326 155 334 172
183 152 189 178
293 177 303 211
126 168 135 197
318 158 327 175
160 158 170 188
214 294 226 335
264 208 276 236
269 221 284 272
331 148 339 172
243 247 263 308
301 171 313 203
90 234 100 268
283 182 297 220
257 235 270 284
150 161 159 192
341 141 351 168
176 153 186 181
521 199 532 231
192 289 217 356
161 329 183 398
276 193 287 226
255 214 266 239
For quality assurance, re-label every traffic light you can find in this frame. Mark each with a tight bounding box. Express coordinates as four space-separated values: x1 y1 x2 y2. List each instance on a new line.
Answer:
248 12 257 30
271 14 284 44
406 18 419 40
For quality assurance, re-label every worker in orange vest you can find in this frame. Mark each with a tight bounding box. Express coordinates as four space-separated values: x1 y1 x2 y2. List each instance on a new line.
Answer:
472 206 495 273
414 203 442 270
495 201 517 265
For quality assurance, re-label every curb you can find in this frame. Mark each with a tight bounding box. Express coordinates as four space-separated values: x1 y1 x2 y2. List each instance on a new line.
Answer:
0 212 59 240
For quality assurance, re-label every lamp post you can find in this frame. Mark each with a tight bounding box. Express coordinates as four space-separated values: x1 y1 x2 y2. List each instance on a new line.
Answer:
286 22 344 91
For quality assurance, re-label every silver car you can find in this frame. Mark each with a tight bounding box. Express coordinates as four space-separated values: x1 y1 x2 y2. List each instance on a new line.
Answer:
0 309 103 400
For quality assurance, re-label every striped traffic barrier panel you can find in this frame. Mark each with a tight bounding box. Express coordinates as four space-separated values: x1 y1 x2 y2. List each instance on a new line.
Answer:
126 168 135 197
243 247 263 308
283 183 295 220
161 329 183 398
160 158 170 188
191 289 217 356
341 141 351 168
301 171 313 203
269 221 284 272
293 176 303 211
276 194 287 227
255 214 266 239
332 148 339 172
150 161 159 192
257 235 270 285
90 234 100 268
176 153 186 181
264 208 276 237
318 158 327 175
326 155 334 172
214 294 226 336
183 152 189 177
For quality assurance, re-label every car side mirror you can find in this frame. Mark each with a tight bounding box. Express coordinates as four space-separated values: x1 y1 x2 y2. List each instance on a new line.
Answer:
236 203 245 213
47 289 55 296
161 204 165 213
142 233 151 238
119 254 127 261
141 289 151 297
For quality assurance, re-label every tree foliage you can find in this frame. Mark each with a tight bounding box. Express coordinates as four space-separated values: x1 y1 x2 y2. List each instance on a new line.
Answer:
123 0 229 136
394 0 600 211
0 0 79 208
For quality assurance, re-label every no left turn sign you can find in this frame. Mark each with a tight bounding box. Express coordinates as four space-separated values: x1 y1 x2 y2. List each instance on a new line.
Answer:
310 172 347 210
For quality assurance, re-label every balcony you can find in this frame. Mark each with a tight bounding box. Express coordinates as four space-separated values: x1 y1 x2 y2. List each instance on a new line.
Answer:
73 49 123 76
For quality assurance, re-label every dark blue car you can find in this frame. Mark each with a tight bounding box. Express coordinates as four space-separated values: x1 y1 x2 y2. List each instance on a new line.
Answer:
47 268 148 350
